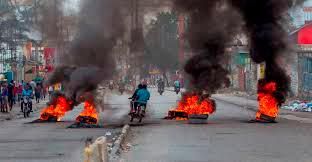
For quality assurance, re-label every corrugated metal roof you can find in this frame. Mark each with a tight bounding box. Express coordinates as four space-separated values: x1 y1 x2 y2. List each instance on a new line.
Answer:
289 22 312 36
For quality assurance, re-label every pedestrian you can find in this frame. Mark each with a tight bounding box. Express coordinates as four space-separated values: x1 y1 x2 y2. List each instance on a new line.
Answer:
13 82 17 105
42 85 47 100
21 80 25 89
1 83 8 113
0 83 3 113
48 86 54 100
30 81 36 92
17 83 23 103
35 83 41 103
7 80 14 111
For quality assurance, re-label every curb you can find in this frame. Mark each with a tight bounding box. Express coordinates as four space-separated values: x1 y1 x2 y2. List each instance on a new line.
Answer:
111 124 130 155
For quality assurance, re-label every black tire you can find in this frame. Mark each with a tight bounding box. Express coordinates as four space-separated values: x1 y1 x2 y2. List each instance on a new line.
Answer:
130 115 134 122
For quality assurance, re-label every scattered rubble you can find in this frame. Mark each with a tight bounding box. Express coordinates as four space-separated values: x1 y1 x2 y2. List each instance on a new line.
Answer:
282 100 312 112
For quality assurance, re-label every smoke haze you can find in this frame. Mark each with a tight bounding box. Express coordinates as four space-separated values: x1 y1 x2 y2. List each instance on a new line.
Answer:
45 0 125 102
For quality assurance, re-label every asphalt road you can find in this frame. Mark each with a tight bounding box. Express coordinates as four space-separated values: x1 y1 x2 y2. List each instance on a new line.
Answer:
121 89 312 162
0 91 129 162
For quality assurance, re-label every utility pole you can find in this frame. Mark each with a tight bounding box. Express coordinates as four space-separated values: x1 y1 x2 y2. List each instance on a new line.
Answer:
178 14 185 67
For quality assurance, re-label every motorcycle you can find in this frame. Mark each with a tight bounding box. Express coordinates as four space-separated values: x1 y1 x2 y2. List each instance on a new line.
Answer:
129 100 146 123
109 84 114 91
21 96 32 118
158 86 164 95
174 86 180 94
119 87 125 95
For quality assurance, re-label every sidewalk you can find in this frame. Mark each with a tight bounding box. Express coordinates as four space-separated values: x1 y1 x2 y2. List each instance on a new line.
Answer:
0 99 48 122
213 93 312 123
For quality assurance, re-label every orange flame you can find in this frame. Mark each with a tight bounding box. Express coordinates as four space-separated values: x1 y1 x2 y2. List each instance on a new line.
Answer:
40 96 73 121
256 82 279 119
76 100 98 124
177 95 216 116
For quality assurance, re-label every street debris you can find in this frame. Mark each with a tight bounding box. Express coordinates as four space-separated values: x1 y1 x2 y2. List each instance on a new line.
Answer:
282 100 312 112
105 131 112 136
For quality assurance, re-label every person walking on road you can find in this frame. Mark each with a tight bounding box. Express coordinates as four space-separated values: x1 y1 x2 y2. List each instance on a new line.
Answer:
7 80 14 111
48 86 54 100
41 84 47 100
1 84 8 113
35 83 41 103
16 83 23 103
13 82 17 105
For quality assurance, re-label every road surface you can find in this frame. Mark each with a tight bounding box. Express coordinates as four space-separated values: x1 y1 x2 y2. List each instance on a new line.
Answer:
0 91 129 162
121 88 312 162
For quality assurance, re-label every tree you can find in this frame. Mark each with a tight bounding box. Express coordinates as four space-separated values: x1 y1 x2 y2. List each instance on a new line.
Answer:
0 0 29 64
143 12 179 83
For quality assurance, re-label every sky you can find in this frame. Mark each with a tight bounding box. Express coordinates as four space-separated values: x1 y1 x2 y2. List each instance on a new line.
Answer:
63 0 80 16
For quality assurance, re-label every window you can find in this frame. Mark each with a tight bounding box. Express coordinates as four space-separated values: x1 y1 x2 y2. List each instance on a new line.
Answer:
303 57 312 73
308 58 312 73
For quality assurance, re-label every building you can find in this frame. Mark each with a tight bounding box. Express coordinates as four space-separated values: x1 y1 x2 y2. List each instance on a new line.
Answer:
227 35 266 94
289 23 312 99
290 0 312 28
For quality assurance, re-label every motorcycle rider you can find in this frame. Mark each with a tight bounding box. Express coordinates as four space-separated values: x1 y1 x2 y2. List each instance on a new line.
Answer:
118 80 125 94
109 80 114 90
128 84 143 114
21 84 33 112
174 80 181 92
135 84 150 114
157 78 165 94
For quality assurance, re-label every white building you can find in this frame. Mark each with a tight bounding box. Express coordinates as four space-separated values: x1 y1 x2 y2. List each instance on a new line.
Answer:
290 0 312 28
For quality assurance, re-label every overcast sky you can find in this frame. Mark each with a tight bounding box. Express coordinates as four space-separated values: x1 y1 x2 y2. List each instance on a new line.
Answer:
63 0 80 15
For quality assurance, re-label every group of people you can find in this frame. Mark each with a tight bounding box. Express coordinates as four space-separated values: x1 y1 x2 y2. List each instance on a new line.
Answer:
0 80 50 113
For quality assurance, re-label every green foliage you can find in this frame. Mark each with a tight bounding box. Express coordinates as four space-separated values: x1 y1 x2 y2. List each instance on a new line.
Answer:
144 12 179 73
0 0 30 46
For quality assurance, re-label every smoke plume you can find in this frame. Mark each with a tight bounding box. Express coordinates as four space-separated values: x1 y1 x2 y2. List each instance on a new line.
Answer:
174 0 242 94
46 0 124 102
230 0 305 103
175 0 305 101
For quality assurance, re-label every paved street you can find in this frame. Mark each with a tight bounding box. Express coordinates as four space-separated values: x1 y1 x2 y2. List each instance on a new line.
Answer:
0 91 129 162
121 89 312 162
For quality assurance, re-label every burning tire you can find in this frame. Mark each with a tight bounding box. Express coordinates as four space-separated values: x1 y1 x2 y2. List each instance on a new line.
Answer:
188 114 209 124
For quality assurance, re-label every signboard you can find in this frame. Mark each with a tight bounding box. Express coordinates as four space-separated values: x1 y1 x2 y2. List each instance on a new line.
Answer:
304 7 312 12
258 63 266 80
44 48 56 72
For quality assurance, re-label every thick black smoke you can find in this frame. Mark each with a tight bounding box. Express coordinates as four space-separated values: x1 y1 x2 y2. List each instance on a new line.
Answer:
230 0 305 103
174 0 242 94
46 0 124 102
175 0 304 101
